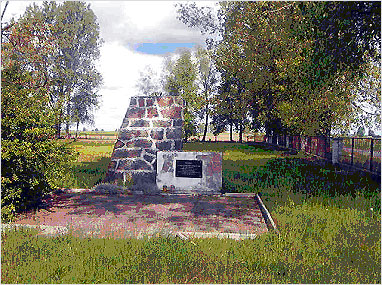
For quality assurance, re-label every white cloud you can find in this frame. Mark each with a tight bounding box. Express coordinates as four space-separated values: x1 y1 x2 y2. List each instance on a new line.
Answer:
94 42 164 131
2 1 216 131
89 1 209 45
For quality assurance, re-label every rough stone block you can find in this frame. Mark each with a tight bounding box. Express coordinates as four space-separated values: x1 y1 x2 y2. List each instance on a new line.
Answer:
143 154 156 163
173 119 183 127
129 98 137 107
126 139 153 149
157 96 173 107
114 140 125 149
151 129 164 140
153 120 171 128
104 171 123 183
146 98 154 107
130 119 149 128
147 107 159 118
138 98 145 107
156 141 173 151
131 171 156 184
144 149 157 156
120 129 148 140
116 159 132 171
130 172 159 194
160 106 182 119
107 160 117 171
133 159 152 170
114 149 142 158
174 140 183 150
125 107 145 118
117 159 152 171
166 128 182 140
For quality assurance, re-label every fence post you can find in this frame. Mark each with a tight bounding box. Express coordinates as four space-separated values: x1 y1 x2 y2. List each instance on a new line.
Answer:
370 138 374 173
351 138 355 166
324 136 330 161
332 138 344 164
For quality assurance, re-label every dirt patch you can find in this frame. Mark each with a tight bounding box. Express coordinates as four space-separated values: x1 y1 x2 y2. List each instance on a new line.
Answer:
9 191 268 239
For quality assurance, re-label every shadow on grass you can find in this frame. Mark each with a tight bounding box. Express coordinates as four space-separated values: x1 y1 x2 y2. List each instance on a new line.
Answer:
223 154 381 210
59 157 110 189
183 141 277 153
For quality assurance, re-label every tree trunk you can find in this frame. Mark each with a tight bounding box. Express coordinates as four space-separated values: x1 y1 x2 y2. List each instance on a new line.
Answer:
55 111 62 139
239 122 243 143
66 122 70 138
230 122 233 142
324 126 331 160
55 123 61 139
75 120 80 140
202 108 209 142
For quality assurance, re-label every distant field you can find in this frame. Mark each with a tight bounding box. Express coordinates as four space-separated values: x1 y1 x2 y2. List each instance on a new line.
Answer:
190 133 264 142
61 131 118 141
61 131 264 142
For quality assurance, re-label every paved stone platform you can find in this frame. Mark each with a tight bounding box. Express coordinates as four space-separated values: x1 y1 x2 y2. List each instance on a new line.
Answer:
4 191 268 240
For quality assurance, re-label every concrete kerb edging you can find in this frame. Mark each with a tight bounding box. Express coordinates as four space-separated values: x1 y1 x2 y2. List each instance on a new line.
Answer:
1 223 69 236
1 224 258 241
254 193 280 235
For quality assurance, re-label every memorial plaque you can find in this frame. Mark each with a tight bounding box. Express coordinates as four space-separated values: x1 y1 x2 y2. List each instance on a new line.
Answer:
157 151 222 194
175 160 202 178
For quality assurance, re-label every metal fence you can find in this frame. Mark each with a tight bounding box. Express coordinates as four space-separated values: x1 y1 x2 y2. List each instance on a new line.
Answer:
339 137 381 174
266 135 381 176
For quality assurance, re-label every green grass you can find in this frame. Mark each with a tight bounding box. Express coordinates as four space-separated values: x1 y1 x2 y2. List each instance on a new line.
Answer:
63 131 118 136
56 140 114 188
2 141 380 283
2 208 380 284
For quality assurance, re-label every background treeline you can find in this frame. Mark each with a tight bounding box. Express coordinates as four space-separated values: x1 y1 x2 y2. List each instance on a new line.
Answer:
141 2 380 142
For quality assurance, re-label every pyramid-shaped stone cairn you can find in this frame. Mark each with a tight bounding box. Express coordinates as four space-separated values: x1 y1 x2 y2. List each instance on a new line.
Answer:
104 93 184 193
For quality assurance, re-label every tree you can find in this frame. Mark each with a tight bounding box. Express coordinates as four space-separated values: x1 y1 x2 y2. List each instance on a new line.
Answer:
18 1 103 138
164 51 199 142
135 65 163 96
1 15 76 222
368 129 375 137
350 58 381 134
194 46 220 141
356 126 365 137
177 2 381 137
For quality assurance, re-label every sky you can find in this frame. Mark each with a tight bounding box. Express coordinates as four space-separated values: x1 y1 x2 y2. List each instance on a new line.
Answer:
2 1 216 131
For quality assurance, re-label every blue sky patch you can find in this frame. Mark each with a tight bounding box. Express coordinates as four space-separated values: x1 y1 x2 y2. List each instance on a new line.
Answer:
135 43 196 54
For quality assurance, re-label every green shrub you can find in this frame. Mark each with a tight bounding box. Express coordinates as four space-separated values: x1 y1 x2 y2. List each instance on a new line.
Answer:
1 65 77 222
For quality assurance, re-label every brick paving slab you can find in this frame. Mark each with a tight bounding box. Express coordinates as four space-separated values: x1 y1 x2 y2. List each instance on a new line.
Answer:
4 190 268 239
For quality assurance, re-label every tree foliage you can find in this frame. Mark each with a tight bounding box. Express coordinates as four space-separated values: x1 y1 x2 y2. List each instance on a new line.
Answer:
177 1 381 136
163 51 199 141
194 46 220 141
1 13 76 222
135 65 163 96
16 1 103 137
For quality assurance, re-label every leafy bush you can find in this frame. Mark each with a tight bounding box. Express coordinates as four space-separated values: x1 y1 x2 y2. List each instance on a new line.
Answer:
1 66 76 222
